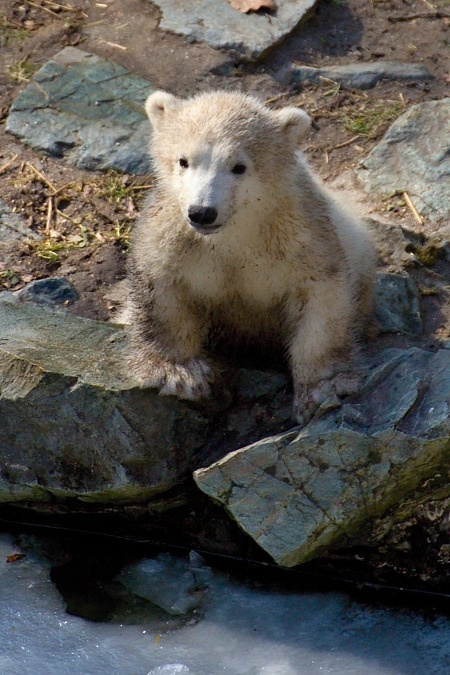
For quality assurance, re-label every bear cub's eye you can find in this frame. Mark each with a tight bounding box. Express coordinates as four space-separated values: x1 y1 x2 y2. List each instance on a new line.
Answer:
179 158 189 169
231 163 246 175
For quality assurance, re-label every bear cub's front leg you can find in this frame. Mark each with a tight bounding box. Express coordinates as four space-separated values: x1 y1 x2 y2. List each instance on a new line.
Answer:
287 278 364 426
127 291 214 401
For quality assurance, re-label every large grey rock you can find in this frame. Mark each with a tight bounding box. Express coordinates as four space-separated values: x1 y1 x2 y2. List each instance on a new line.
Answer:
151 0 319 60
0 298 291 506
6 48 154 174
0 282 445 572
356 99 450 221
0 298 209 502
195 347 450 566
287 61 432 90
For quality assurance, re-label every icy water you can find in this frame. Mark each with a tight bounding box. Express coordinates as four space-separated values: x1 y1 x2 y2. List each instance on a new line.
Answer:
0 531 449 675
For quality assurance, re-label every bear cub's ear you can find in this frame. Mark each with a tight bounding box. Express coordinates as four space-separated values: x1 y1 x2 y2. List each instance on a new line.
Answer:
145 90 180 130
273 107 312 146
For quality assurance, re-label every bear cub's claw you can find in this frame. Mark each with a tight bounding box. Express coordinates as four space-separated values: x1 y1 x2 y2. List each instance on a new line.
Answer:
294 372 362 427
139 358 214 401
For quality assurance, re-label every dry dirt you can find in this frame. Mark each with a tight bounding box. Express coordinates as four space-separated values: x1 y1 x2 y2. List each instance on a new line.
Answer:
0 0 449 331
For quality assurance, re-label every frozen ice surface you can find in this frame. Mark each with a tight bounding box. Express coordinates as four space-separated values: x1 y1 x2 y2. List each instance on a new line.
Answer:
1 532 450 675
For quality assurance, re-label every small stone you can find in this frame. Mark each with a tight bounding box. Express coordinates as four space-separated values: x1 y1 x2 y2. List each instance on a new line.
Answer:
287 61 432 90
16 277 79 307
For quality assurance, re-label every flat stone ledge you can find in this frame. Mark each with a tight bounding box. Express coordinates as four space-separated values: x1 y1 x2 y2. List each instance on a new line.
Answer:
6 47 155 174
151 0 319 60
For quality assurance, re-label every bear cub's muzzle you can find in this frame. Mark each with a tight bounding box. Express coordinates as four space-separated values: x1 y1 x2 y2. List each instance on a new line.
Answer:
187 205 222 234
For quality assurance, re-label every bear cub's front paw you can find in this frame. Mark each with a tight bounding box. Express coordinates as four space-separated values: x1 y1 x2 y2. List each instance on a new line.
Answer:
136 358 214 401
294 372 362 427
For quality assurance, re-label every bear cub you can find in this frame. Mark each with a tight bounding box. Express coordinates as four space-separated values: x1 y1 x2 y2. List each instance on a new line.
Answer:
127 90 375 425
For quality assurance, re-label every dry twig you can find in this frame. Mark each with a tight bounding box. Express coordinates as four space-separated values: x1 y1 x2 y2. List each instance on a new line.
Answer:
26 162 57 192
26 0 87 17
0 154 18 175
85 198 117 225
52 181 78 196
325 134 362 153
420 0 435 9
388 11 450 22
55 208 80 226
403 192 424 225
45 196 53 232
264 93 289 106
26 0 59 17
43 0 87 17
103 40 127 50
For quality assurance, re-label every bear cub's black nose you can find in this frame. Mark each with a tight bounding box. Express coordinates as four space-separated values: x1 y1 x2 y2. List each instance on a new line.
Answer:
188 206 218 226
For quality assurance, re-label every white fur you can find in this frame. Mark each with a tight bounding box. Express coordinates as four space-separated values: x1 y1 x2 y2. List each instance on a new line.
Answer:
128 90 376 424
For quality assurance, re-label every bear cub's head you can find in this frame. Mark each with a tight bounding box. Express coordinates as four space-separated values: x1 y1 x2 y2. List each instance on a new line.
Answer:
145 90 311 236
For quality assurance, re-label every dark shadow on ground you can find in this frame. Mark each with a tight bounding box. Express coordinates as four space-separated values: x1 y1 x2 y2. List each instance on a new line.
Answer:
261 0 364 73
